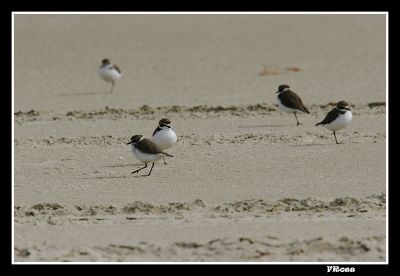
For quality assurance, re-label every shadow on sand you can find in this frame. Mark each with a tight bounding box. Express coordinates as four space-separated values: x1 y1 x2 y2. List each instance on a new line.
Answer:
289 142 347 147
238 124 292 128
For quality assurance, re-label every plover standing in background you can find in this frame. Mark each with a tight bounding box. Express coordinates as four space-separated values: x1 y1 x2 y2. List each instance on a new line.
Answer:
98 58 122 93
276 84 310 125
127 135 173 176
152 118 177 165
316 101 352 144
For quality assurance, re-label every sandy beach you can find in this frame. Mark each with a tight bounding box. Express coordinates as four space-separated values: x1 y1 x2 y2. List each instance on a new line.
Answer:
13 14 386 262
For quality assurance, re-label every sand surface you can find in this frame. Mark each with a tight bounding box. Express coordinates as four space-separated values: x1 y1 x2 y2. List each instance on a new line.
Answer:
13 14 386 262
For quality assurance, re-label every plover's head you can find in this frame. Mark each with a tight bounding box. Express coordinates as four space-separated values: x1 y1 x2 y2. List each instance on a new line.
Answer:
336 101 351 111
127 135 143 145
158 118 172 129
276 84 290 93
101 58 111 65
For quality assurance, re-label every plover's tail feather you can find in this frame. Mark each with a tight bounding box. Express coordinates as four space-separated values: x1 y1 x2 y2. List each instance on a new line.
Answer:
300 105 310 114
162 152 173 157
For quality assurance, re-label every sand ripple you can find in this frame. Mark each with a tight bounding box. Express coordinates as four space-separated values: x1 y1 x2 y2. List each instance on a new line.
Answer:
14 194 385 226
15 235 385 262
14 102 385 122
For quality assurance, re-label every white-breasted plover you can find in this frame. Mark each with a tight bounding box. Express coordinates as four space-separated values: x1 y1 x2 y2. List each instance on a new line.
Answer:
316 101 352 144
152 118 177 165
98 58 122 93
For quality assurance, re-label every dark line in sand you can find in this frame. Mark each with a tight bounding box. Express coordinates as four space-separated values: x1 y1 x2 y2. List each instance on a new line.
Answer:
104 163 144 168
92 175 128 179
14 102 385 122
57 91 110 96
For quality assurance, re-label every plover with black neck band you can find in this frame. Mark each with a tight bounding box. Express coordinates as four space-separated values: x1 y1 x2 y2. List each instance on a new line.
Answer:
152 118 177 165
316 101 352 144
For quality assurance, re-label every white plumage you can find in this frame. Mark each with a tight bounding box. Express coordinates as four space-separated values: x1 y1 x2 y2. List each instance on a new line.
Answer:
131 147 163 163
322 110 352 132
98 64 122 83
98 59 122 93
152 128 177 150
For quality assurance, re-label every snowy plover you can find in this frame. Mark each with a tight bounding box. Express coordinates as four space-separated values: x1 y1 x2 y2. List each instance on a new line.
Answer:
316 101 352 144
127 135 173 176
152 118 177 165
276 84 310 125
98 58 122 93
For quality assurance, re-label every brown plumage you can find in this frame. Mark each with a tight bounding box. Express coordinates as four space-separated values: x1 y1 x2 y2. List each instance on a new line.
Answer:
159 118 171 125
113 64 122 74
278 90 310 114
316 108 341 126
316 101 349 126
136 139 173 157
128 136 173 157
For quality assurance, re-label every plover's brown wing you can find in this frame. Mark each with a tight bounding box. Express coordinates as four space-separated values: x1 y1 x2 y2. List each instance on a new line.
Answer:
113 64 122 74
279 91 310 114
137 138 173 157
316 109 339 126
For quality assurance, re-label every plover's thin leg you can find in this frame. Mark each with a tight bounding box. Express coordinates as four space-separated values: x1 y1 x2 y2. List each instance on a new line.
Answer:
143 163 155 177
162 156 166 165
333 131 340 144
109 81 115 93
294 112 301 126
132 162 147 174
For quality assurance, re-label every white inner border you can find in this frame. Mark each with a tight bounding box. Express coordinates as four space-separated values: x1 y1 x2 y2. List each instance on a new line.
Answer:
12 11 389 265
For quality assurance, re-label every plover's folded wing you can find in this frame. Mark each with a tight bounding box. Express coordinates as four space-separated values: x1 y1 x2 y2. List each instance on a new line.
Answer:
316 109 339 126
137 138 165 154
113 64 122 74
279 91 309 113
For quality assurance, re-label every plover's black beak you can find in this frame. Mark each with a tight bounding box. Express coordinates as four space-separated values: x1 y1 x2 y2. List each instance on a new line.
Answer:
126 141 132 145
275 91 280 93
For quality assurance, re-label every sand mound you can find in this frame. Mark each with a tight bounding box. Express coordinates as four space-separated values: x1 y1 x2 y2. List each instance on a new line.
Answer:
14 102 385 123
15 235 385 262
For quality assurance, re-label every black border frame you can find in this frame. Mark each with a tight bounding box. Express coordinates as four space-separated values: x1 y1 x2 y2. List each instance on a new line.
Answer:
4 0 397 273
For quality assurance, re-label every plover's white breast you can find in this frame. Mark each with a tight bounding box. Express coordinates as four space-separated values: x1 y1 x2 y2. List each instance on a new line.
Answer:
98 65 122 82
132 147 163 163
152 129 177 150
324 110 352 131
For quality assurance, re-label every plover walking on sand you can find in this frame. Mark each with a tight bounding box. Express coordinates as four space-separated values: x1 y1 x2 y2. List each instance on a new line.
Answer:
127 135 173 176
276 84 309 125
98 58 122 93
316 101 352 144
152 118 177 165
